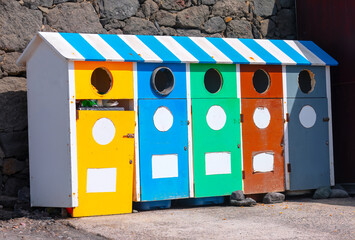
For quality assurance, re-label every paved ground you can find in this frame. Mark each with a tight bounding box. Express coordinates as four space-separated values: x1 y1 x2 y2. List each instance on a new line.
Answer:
0 197 354 239
67 197 355 240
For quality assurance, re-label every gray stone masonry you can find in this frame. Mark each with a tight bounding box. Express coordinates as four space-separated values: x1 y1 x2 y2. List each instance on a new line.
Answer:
0 0 296 203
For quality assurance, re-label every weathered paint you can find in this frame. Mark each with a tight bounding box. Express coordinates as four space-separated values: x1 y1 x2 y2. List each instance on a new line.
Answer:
287 98 330 190
73 110 135 217
191 98 242 197
74 61 134 99
241 99 285 194
138 99 189 201
285 66 327 98
240 65 283 98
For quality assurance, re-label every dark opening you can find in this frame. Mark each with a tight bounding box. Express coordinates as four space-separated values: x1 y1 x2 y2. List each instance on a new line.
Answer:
252 69 270 94
298 69 315 94
91 67 113 95
204 68 223 94
151 67 175 96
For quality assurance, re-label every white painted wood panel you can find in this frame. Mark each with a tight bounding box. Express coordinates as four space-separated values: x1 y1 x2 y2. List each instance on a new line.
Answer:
152 154 179 179
27 42 75 207
87 168 117 193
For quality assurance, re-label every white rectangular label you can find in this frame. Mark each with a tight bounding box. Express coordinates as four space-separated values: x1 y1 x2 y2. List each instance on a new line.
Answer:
205 152 231 175
152 154 178 179
253 152 274 172
87 168 117 193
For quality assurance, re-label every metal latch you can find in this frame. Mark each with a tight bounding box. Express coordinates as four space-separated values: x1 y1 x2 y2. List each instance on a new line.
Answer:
240 114 244 123
242 170 245 179
287 163 291 173
123 134 135 138
323 117 330 122
285 113 290 123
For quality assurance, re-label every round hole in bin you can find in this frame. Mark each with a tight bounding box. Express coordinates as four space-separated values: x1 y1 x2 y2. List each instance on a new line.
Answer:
151 67 175 96
252 69 270 94
91 67 113 95
204 68 223 94
298 69 316 94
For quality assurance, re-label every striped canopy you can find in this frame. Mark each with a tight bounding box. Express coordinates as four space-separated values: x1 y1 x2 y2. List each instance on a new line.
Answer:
18 32 338 66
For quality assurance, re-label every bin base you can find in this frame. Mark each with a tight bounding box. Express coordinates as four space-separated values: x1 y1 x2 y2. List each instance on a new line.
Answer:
177 196 225 207
133 200 171 211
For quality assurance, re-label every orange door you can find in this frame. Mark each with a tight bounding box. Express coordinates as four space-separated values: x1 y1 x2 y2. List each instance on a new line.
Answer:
241 99 285 194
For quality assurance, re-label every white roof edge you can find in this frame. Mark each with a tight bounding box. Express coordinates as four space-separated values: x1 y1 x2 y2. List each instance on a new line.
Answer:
16 33 44 66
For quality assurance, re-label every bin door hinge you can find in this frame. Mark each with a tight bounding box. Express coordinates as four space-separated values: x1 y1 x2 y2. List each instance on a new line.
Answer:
287 163 291 173
240 114 244 123
76 110 79 120
123 133 135 138
323 117 330 122
242 170 245 179
285 113 289 123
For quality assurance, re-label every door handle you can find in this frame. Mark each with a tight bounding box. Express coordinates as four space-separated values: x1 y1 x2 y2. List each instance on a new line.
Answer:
123 133 135 138
323 117 330 122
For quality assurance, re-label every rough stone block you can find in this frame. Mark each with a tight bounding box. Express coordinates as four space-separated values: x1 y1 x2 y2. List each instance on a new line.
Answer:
3 158 26 176
230 198 257 207
123 17 159 35
329 189 349 198
276 9 296 37
18 186 31 203
226 19 253 38
161 0 191 11
176 29 202 37
254 0 277 17
98 0 139 20
142 0 159 18
46 2 106 33
263 192 285 204
204 17 226 33
231 190 245 201
0 131 28 159
23 0 53 9
212 0 247 18
1 52 26 76
0 1 42 51
313 186 332 199
155 10 177 27
4 177 29 197
177 5 209 29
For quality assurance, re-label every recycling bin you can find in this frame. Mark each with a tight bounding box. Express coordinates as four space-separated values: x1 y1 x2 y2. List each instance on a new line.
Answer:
285 66 331 190
136 63 189 202
190 63 242 198
240 65 285 194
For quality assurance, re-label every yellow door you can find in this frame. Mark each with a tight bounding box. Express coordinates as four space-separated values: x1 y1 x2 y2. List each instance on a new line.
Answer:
73 110 135 217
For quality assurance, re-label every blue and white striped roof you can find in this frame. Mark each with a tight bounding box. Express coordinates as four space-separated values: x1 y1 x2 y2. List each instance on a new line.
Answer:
17 32 338 66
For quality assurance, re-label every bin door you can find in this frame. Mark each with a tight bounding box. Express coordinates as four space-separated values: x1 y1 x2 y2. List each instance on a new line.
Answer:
192 98 242 197
138 99 189 201
73 110 135 217
287 98 330 190
241 99 285 194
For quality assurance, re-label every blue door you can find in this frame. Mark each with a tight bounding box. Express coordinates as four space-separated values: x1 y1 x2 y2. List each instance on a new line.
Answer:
138 99 189 201
287 98 330 190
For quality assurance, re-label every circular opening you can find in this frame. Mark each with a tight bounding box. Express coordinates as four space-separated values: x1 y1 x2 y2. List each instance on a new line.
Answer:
204 68 223 94
151 67 175 96
91 67 113 95
252 69 271 94
298 69 316 94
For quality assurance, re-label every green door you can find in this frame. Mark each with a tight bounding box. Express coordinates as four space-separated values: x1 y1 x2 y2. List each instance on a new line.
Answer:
190 64 242 197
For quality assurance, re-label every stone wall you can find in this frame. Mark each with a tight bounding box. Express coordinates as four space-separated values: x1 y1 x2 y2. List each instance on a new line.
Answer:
0 0 296 203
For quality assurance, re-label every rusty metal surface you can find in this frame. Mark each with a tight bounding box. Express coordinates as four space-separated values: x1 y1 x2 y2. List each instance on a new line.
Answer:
296 0 355 183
